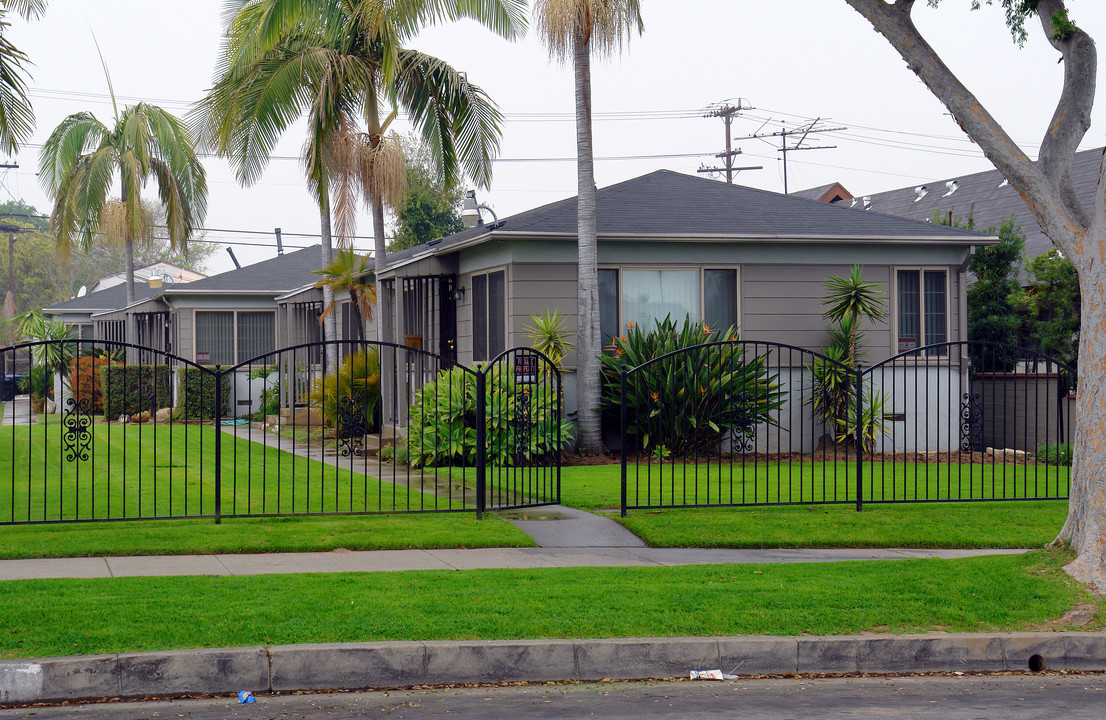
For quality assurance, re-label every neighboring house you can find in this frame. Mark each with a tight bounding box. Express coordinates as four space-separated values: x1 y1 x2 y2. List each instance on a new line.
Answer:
87 262 206 294
42 246 340 365
377 169 996 450
791 182 854 204
802 146 1103 266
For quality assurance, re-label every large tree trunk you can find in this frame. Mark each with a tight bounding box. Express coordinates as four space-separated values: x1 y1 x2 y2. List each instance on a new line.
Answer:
842 0 1106 591
1053 234 1106 591
573 32 602 454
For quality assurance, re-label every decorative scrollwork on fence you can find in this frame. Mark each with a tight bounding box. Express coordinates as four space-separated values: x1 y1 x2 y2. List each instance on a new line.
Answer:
959 391 983 452
335 395 367 457
728 394 759 454
62 396 93 462
513 390 532 460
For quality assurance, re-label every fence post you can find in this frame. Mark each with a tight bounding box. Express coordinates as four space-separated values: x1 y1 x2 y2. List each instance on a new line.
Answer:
855 364 864 513
475 370 486 519
620 368 628 518
214 366 223 524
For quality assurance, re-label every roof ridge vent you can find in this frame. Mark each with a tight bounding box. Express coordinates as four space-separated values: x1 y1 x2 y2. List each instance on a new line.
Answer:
943 180 959 197
913 185 928 202
850 198 858 208
998 178 1009 188
862 196 871 210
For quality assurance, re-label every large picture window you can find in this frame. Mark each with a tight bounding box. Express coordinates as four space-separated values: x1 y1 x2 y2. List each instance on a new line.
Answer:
599 267 739 337
195 310 275 365
472 270 505 361
896 269 948 355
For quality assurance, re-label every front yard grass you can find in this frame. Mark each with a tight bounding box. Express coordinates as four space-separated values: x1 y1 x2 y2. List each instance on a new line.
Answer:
0 549 1096 659
0 513 533 559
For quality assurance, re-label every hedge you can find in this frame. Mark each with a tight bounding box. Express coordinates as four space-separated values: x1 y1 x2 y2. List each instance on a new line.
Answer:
176 367 229 420
100 365 173 419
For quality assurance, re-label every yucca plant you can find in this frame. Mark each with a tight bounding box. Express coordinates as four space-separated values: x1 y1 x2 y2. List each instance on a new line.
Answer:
600 316 785 457
524 308 575 369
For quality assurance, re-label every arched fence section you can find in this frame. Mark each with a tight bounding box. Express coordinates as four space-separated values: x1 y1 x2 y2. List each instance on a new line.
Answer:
619 340 1074 515
0 339 562 525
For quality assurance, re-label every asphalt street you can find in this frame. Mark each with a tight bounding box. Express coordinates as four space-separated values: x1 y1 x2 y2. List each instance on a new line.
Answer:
5 673 1105 719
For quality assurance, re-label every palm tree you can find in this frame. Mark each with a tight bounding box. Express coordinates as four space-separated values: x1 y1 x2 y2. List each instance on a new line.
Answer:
0 0 46 154
38 98 208 308
195 0 525 356
534 0 643 453
313 248 376 341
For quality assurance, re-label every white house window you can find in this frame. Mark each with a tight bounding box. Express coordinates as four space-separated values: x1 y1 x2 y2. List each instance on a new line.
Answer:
472 270 505 361
600 267 739 336
622 269 699 329
195 311 275 365
896 269 948 355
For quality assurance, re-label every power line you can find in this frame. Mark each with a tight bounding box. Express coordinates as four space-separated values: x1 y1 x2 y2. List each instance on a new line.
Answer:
697 100 762 183
734 118 846 194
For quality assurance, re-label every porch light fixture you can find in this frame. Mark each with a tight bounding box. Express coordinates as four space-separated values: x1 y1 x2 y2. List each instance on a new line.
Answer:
452 287 465 302
461 190 500 229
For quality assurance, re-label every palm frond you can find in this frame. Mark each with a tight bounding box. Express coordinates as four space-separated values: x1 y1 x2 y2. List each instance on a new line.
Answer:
535 0 643 62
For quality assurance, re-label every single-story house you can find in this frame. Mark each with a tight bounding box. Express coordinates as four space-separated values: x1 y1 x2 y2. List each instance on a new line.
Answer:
376 169 997 451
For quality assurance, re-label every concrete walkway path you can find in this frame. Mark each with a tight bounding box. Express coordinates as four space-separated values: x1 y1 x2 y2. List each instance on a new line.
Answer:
0 546 1027 581
2 394 36 425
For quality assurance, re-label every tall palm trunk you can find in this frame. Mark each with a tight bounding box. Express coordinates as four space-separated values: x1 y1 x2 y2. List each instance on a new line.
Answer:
573 31 601 453
318 184 338 368
372 195 391 345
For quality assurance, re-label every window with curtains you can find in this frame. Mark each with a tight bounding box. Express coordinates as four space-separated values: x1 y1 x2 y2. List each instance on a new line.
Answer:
599 267 738 339
472 269 506 361
896 269 948 355
195 310 275 365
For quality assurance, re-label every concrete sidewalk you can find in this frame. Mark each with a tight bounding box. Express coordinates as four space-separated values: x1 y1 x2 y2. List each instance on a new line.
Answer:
0 546 1028 581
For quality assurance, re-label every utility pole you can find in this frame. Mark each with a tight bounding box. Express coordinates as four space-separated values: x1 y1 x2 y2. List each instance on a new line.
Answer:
734 118 845 194
0 162 23 324
698 101 762 183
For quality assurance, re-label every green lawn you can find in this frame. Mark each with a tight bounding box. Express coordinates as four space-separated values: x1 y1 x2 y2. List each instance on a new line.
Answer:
0 513 533 559
0 550 1096 659
0 422 465 522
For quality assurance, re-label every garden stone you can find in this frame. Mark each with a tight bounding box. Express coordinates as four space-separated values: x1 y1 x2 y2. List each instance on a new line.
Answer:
154 408 172 423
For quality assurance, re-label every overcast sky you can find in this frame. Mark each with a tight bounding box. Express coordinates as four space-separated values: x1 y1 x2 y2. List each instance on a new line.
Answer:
4 0 1104 276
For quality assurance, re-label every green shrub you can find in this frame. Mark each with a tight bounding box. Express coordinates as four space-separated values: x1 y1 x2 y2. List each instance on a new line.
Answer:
1036 442 1073 467
406 364 572 468
175 367 229 420
309 349 381 434
101 365 172 419
599 316 785 457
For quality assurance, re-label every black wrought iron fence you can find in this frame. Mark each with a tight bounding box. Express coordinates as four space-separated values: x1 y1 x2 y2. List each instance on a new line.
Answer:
0 340 562 525
619 340 1074 515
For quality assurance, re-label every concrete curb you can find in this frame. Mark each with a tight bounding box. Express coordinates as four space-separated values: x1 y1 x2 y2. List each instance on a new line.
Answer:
3 632 1106 705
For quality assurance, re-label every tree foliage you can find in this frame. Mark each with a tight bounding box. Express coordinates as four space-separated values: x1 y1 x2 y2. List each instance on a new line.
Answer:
390 138 463 251
1013 249 1080 368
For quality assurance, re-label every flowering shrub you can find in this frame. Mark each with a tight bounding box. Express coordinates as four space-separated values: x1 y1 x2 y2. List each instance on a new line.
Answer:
70 355 115 414
600 316 785 457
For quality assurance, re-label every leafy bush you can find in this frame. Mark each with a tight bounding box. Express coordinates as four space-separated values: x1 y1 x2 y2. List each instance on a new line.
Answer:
249 366 280 418
101 365 172 419
70 355 117 414
176 367 229 420
599 316 785 457
19 365 52 410
1036 442 1073 467
406 364 572 468
309 349 381 434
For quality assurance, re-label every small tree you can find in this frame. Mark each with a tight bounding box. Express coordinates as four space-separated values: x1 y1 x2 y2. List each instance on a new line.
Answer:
822 265 887 367
1014 249 1080 368
390 138 464 252
312 249 376 342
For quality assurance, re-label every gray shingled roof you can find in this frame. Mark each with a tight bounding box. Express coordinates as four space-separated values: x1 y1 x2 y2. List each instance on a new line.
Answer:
841 147 1103 262
384 170 989 269
44 245 322 314
171 244 321 293
43 282 158 314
